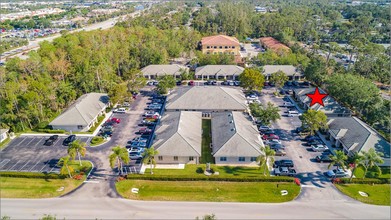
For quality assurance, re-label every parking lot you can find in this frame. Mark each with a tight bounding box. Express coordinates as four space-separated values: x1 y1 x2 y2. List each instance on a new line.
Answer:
0 135 91 173
259 86 338 185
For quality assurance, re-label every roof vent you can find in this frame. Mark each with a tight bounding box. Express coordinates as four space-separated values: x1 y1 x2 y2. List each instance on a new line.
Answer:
229 120 233 123
228 114 232 117
231 128 236 131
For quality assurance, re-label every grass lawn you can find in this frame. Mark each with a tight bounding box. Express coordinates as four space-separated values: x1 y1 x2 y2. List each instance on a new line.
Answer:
0 137 11 150
89 136 106 146
335 184 390 205
200 119 214 164
144 164 269 177
116 180 300 202
0 177 84 198
354 166 390 179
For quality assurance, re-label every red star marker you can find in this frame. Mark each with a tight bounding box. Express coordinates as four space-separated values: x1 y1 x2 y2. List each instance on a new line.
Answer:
306 87 328 107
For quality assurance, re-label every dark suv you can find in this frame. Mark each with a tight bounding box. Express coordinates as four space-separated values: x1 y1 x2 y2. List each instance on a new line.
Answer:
63 135 76 146
273 159 294 168
44 135 59 146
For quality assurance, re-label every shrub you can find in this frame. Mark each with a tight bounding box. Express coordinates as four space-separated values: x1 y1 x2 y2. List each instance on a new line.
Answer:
36 129 66 134
73 174 83 180
36 121 49 129
339 178 390 184
91 136 104 145
125 175 294 182
0 171 65 179
88 115 105 132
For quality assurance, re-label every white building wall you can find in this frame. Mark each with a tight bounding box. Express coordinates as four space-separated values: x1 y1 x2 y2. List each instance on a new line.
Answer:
0 132 8 143
156 156 199 164
214 156 258 165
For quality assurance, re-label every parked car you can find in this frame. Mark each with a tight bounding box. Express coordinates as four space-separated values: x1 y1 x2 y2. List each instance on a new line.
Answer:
283 102 294 107
138 127 152 134
274 166 296 176
144 111 160 117
274 148 287 156
292 81 300 87
287 110 302 117
260 129 275 135
273 159 294 168
44 135 59 146
128 141 147 148
305 135 321 142
307 139 323 146
127 147 145 154
315 155 333 163
267 139 282 145
111 118 121 124
233 81 240 86
140 120 156 126
325 168 348 178
129 152 143 159
262 134 279 140
188 80 195 86
258 126 271 132
122 102 130 107
270 143 285 150
131 137 148 143
114 108 126 113
311 144 329 152
285 81 293 86
176 81 182 86
246 95 258 100
63 135 76 146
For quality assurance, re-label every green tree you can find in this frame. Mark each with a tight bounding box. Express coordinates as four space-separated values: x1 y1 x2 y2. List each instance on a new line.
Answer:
348 153 364 182
360 148 384 179
301 110 328 135
109 145 130 175
57 156 74 178
238 68 265 91
325 42 341 66
142 147 159 175
304 58 327 85
257 146 275 176
269 70 288 91
249 102 281 126
156 75 176 94
328 150 348 173
195 214 217 220
67 140 87 166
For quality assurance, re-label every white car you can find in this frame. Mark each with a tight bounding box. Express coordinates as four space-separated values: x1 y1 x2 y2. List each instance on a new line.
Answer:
246 95 258 100
123 102 130 107
114 108 126 113
325 168 348 178
311 144 329 152
247 99 261 104
267 139 282 145
287 110 302 117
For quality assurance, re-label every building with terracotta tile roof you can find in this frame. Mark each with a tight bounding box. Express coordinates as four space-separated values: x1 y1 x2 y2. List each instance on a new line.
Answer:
201 35 241 56
259 37 290 54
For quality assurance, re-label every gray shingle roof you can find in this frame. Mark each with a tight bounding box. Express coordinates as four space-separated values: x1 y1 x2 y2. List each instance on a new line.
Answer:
165 87 247 111
328 117 390 161
195 65 244 77
262 65 303 77
49 93 109 126
141 64 188 77
153 111 202 157
294 87 351 115
211 112 264 157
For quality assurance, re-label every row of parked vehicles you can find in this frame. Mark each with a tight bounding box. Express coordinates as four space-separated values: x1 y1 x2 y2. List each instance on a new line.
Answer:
126 94 165 160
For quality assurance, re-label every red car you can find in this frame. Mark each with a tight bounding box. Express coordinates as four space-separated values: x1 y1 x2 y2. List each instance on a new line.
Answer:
139 127 152 134
188 80 195 86
111 118 121 123
262 134 279 140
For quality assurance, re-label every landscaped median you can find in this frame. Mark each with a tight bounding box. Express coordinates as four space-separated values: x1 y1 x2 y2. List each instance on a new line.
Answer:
116 165 301 203
333 178 390 206
0 160 92 198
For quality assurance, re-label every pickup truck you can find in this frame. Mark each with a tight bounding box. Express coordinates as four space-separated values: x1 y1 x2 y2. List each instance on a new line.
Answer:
274 167 296 177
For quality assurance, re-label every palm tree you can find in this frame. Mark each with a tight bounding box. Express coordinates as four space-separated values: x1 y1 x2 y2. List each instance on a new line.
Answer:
360 148 384 179
348 153 364 182
68 140 87 166
142 147 159 174
257 146 275 176
109 145 130 175
328 150 348 172
57 156 74 178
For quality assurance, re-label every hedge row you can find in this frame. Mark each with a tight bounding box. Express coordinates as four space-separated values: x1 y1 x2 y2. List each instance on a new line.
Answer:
36 129 66 134
0 171 66 179
339 178 390 184
125 175 295 183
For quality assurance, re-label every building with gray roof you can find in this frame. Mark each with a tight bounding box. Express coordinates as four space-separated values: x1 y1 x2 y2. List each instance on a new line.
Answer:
195 65 244 80
153 111 202 164
327 117 390 166
262 65 303 81
211 111 264 164
49 93 109 132
165 86 247 112
141 64 188 80
293 87 351 117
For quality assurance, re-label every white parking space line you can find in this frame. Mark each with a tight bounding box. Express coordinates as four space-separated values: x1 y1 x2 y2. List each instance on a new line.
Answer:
49 167 55 173
53 138 62 146
34 138 44 147
39 164 48 172
18 160 31 171
25 138 36 146
301 185 319 188
29 160 41 171
8 160 20 171
15 137 27 147
84 180 100 183
0 159 11 169
86 137 91 145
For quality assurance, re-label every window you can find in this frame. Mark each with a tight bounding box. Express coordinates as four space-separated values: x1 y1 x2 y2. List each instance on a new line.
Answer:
213 52 217 54
189 156 194 161
232 46 235 49
77 125 83 129
250 157 257 162
213 46 217 49
206 52 210 54
219 46 223 49
239 157 245 162
219 52 222 54
220 157 227 162
158 156 163 161
206 46 210 49
225 46 228 49
231 52 235 54
174 156 178 161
